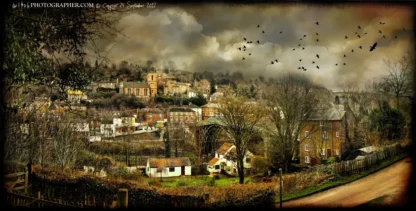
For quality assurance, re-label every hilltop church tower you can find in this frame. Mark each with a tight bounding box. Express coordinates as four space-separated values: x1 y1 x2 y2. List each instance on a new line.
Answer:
147 73 158 97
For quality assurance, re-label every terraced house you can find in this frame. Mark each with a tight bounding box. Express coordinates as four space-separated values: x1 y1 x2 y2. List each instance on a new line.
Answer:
299 104 355 166
167 107 196 125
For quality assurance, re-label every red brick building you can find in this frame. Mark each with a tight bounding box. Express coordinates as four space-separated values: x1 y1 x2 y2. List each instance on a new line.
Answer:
299 105 355 166
201 103 220 120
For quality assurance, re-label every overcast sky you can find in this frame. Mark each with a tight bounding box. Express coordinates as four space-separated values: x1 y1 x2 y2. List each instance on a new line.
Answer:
91 3 413 91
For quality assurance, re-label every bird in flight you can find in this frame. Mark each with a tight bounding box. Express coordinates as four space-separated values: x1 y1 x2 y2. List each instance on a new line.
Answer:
370 42 377 51
242 57 245 60
275 59 278 63
257 25 260 28
302 47 305 50
243 45 246 48
316 66 319 69
249 53 251 56
303 35 307 37
335 63 338 66
244 37 247 41
352 49 354 52
298 44 301 47
280 31 283 34
316 54 320 58
395 36 398 39
365 32 368 35
316 32 319 35
257 40 260 44
344 54 346 57
293 48 295 51
299 59 302 62
359 46 362 49
271 61 274 64
358 25 361 29
345 36 348 39
383 35 386 39
316 22 319 25
358 35 361 38
355 32 358 35
300 38 303 40
238 47 241 51
298 67 301 70
262 30 265 34
312 61 315 64
344 63 346 65
316 39 319 42
379 30 382 34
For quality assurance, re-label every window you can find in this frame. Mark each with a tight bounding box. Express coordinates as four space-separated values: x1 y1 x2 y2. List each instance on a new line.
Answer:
209 112 213 116
246 158 251 163
169 167 175 172
320 121 325 126
304 144 309 151
149 114 152 120
336 131 339 137
321 149 326 155
128 88 131 95
185 117 188 121
215 165 220 170
336 150 339 156
305 131 309 138
151 75 154 81
323 131 328 139
136 88 139 96
159 114 162 118
144 89 148 96
305 156 310 163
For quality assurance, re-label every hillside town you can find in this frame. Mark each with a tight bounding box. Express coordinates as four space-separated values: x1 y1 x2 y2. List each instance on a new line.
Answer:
2 3 413 209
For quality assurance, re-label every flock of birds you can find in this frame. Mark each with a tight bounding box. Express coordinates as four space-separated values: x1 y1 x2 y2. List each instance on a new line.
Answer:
237 21 407 71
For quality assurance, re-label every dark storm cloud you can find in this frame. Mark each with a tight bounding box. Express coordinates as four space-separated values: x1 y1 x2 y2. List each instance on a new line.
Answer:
92 4 413 91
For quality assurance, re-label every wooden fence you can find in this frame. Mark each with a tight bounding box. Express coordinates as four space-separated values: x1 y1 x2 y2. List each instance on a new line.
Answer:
331 145 399 175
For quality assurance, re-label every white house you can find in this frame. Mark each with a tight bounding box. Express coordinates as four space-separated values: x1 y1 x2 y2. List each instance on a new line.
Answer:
146 157 192 178
100 123 116 138
206 143 253 176
188 103 202 121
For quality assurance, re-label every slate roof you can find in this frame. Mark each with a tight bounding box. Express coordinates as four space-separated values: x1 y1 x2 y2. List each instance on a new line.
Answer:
308 107 345 121
123 82 150 88
217 143 233 155
169 107 195 113
148 157 191 168
208 158 219 166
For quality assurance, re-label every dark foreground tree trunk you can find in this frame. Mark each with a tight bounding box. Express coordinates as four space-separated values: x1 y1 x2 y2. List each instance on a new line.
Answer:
238 158 245 184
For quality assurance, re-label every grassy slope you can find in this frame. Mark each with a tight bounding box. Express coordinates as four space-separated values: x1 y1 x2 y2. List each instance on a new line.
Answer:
275 153 408 203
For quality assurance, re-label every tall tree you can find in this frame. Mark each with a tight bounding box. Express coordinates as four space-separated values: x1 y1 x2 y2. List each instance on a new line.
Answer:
217 95 266 184
262 74 324 172
382 51 414 109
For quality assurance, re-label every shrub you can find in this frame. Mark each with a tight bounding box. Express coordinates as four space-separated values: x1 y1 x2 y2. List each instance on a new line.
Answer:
213 175 220 180
148 179 161 187
321 158 328 165
251 156 269 174
327 157 337 164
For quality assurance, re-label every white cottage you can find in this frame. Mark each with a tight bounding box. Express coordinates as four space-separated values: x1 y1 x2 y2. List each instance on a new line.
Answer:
146 157 192 178
207 143 253 176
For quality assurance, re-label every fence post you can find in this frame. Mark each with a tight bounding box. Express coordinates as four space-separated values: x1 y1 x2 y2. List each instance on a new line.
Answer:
117 188 128 209
24 167 29 194
279 168 282 208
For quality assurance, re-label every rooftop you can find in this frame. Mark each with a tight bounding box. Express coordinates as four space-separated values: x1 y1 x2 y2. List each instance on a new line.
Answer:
169 107 195 113
148 157 191 168
308 106 346 121
122 82 150 88
217 142 233 155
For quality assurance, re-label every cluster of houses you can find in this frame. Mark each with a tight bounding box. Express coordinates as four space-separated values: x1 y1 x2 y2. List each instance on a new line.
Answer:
21 69 386 179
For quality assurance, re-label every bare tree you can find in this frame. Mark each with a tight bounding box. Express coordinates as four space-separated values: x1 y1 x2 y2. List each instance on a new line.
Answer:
382 51 414 109
217 95 266 184
53 115 84 169
262 74 325 172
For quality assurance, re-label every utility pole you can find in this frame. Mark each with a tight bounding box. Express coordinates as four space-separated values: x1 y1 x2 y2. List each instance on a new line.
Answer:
279 168 282 208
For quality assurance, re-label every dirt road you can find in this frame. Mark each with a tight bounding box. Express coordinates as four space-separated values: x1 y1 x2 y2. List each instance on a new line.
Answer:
279 157 412 208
